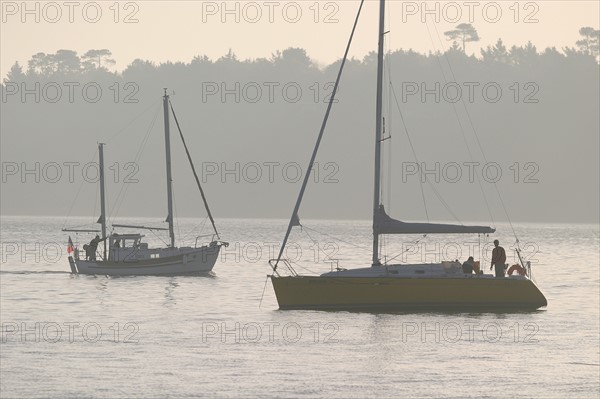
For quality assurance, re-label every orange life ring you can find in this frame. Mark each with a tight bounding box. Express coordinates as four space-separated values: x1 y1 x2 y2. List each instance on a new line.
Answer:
507 264 527 276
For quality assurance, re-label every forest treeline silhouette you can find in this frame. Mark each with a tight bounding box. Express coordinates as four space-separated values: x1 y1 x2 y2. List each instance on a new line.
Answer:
1 28 599 223
3 26 599 80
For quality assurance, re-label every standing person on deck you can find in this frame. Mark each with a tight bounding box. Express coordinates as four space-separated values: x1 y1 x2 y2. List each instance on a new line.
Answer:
88 235 106 261
490 239 507 277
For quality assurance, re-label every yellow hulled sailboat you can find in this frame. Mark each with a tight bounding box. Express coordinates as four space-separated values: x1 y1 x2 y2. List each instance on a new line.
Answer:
268 0 547 311
270 260 547 311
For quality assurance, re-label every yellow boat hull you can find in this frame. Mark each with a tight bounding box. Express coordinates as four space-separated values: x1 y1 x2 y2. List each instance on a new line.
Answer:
271 276 547 311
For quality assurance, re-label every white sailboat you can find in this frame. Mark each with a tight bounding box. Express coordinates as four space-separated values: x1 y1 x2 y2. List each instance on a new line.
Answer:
64 90 227 276
268 0 547 310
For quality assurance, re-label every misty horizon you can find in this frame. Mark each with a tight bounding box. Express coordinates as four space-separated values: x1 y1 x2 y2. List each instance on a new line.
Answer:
2 41 599 224
1 3 599 224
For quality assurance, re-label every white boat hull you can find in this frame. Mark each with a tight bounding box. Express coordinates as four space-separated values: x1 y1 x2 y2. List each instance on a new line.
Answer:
69 244 222 276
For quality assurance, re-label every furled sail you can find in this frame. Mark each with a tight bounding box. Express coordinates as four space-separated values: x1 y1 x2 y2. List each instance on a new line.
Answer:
374 205 495 235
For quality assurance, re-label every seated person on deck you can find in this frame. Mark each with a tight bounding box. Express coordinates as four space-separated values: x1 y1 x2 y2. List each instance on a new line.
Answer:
462 256 475 274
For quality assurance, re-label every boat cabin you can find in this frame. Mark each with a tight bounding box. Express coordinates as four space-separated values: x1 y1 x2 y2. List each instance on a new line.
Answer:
109 234 148 262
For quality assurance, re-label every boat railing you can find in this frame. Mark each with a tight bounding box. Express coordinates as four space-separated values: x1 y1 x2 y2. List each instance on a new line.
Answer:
195 234 218 248
72 246 106 262
329 260 346 272
526 260 533 281
515 247 534 281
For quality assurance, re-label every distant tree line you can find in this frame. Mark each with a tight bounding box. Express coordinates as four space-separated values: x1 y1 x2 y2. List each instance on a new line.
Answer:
3 26 599 82
1 24 598 223
442 24 600 61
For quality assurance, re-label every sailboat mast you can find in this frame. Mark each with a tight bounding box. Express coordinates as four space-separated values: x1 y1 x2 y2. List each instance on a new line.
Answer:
372 0 386 266
98 143 108 261
163 89 176 248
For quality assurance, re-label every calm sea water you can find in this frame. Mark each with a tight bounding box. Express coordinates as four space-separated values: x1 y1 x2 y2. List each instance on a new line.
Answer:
1 216 599 398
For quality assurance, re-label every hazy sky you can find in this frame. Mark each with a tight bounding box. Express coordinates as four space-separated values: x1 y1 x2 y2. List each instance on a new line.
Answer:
1 0 599 77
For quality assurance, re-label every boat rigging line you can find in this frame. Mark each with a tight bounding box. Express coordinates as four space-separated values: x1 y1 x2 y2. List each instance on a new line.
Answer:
105 99 162 144
273 0 366 272
108 102 161 224
423 21 510 236
62 146 100 230
169 100 220 239
302 225 372 252
179 216 210 246
419 22 496 227
258 275 270 308
429 21 519 243
302 225 338 268
382 234 429 265
388 83 464 225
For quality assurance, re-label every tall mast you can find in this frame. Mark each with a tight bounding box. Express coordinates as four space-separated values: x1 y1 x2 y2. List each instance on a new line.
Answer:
163 89 176 248
372 0 386 266
98 143 108 261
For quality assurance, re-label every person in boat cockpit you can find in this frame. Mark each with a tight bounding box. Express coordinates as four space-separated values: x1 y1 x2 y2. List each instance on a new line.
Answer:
113 233 121 248
490 239 507 278
462 256 475 274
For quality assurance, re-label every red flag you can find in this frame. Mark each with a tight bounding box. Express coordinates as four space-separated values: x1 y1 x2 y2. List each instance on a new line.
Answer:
67 236 74 254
